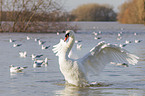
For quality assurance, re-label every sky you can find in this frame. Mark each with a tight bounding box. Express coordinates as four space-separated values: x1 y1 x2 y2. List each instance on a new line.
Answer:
61 0 127 12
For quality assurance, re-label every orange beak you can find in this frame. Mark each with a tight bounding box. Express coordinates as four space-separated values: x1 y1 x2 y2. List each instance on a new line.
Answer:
64 35 69 42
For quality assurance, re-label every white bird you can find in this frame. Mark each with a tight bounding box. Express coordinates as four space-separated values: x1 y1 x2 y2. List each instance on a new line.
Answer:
110 62 129 67
42 45 50 50
33 58 48 68
9 65 27 73
52 30 139 87
35 38 40 42
135 40 142 43
13 44 22 47
94 37 102 40
57 32 60 35
134 33 137 36
9 39 15 43
38 40 46 45
26 36 30 40
125 40 131 44
75 40 82 43
19 51 27 58
76 44 82 49
33 59 44 68
93 32 98 36
119 44 127 48
31 54 43 60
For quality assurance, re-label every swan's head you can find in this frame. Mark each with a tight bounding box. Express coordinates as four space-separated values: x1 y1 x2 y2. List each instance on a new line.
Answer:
64 30 74 42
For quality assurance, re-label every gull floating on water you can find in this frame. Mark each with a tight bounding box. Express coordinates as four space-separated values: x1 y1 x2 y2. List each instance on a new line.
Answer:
13 44 22 47
9 39 16 43
26 36 30 40
135 40 142 43
33 58 48 68
125 40 132 44
38 40 46 45
110 62 129 67
119 44 127 48
31 54 43 60
53 30 139 87
76 44 82 49
94 37 102 40
42 45 50 50
35 38 40 42
19 51 27 58
9 65 28 73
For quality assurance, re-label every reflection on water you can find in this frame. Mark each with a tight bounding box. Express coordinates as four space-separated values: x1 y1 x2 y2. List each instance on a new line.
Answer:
55 84 145 96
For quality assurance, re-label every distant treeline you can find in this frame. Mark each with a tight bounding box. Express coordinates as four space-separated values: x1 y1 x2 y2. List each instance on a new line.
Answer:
117 0 144 24
0 4 117 22
0 0 144 33
70 3 117 21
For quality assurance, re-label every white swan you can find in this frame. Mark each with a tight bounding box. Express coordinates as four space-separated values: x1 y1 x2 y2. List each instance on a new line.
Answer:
53 30 139 87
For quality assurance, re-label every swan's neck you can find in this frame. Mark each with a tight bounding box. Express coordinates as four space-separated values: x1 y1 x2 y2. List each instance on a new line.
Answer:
60 36 75 59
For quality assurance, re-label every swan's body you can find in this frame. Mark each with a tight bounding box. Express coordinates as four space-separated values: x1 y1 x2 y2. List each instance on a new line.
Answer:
53 30 139 87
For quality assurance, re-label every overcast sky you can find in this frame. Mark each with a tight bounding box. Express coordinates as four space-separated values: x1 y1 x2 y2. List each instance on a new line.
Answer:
61 0 127 12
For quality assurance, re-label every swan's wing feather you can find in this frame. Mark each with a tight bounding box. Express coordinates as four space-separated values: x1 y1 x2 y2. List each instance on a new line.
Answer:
80 41 139 74
52 39 67 56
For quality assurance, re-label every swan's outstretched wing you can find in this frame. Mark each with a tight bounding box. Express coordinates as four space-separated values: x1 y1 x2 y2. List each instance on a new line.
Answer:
80 41 139 74
53 39 67 56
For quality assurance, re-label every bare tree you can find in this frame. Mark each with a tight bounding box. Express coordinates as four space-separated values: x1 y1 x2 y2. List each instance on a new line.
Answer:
0 0 78 32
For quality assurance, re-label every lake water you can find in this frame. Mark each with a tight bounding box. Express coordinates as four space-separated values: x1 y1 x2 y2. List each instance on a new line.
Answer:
0 22 145 96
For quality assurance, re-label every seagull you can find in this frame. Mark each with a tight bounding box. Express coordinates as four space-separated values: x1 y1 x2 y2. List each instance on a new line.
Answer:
33 59 44 68
125 40 131 44
35 38 40 42
57 32 60 35
31 54 43 60
75 40 82 43
119 44 127 48
26 36 30 40
9 39 16 43
110 62 129 67
135 40 142 43
13 44 22 47
52 30 139 87
76 44 82 49
9 65 27 73
42 45 50 50
93 32 98 36
19 51 27 58
94 37 102 40
33 58 48 68
38 40 46 45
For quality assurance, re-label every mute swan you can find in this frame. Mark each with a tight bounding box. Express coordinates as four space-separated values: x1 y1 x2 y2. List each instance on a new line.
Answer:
53 30 139 87
9 65 27 73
